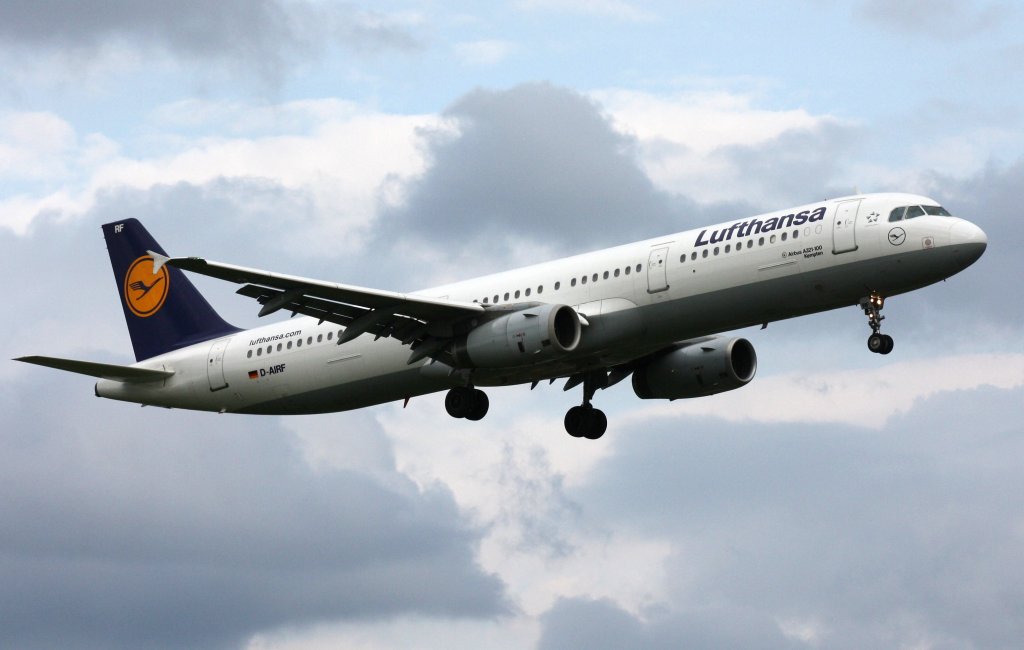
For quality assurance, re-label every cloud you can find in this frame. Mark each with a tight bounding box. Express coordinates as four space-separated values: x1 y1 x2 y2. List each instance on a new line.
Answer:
515 0 655 22
375 83 720 276
593 89 855 206
566 383 1024 649
854 0 1011 38
454 40 516 66
0 1 421 86
0 371 507 650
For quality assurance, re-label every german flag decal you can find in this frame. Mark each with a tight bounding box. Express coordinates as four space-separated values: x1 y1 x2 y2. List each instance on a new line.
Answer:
248 370 259 380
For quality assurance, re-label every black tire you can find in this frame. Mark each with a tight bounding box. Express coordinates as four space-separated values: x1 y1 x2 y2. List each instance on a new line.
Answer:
880 334 894 355
564 406 586 437
466 390 489 421
867 333 884 353
445 387 473 419
583 409 607 440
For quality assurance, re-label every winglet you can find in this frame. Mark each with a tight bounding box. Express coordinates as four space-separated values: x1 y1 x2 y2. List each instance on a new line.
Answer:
148 250 170 273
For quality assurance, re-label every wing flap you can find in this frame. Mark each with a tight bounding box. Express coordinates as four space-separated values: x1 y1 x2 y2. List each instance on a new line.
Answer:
15 356 174 383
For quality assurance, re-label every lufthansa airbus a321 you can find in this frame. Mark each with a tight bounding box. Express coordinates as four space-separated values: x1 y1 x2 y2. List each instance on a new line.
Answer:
16 193 986 439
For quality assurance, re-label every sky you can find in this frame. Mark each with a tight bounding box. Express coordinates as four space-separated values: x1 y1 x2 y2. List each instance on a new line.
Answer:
2 1 1023 648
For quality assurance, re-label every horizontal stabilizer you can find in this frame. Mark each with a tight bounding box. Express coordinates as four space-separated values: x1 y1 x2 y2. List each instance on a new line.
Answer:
14 356 174 383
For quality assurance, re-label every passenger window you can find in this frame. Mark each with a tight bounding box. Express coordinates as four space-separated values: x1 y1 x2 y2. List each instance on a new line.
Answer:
625 266 631 275
793 229 799 239
582 276 588 285
636 264 642 272
277 343 282 351
714 247 719 256
736 242 742 250
592 273 598 282
781 232 787 241
504 292 510 301
888 206 906 222
482 297 488 304
297 339 302 347
770 235 777 243
266 346 272 354
317 334 323 343
702 249 709 258
614 268 620 277
257 348 262 356
603 271 609 279
287 341 293 349
327 332 333 341
759 237 765 246
525 288 531 297
571 278 577 287
247 350 253 358
554 282 560 290
494 295 499 303
307 337 312 345
905 205 925 220
514 290 520 298
537 285 543 294
691 251 697 260
725 244 731 253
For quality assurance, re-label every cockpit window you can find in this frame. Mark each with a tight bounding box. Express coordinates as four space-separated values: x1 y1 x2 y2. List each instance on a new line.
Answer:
889 204 952 221
904 205 925 220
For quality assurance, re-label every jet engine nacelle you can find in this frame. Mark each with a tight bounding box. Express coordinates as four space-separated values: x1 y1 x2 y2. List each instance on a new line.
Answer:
632 336 757 399
453 304 582 368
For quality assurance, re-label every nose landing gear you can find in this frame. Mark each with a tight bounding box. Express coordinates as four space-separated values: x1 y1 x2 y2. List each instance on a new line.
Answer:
860 293 894 355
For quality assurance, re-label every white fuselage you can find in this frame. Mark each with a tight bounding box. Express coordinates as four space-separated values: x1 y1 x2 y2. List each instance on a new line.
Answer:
96 193 987 414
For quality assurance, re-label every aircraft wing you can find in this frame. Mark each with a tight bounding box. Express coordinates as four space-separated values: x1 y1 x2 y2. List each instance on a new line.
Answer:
155 253 487 361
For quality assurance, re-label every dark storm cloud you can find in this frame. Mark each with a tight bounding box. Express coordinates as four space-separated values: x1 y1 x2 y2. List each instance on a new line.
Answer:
0 0 420 81
0 372 507 650
375 83 722 268
854 0 1010 38
2 199 507 650
562 384 1024 649
714 120 862 204
537 597 798 650
925 159 1024 325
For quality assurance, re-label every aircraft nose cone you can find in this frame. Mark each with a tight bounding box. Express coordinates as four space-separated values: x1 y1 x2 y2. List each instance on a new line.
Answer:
949 219 987 267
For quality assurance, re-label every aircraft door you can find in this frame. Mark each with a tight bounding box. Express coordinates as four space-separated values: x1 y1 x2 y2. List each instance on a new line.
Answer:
647 246 669 293
832 199 861 254
207 338 230 391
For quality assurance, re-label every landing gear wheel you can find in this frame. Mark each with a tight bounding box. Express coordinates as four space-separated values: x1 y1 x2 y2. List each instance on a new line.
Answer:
564 405 607 439
445 387 488 420
564 406 587 438
867 333 885 353
466 390 489 421
879 334 894 355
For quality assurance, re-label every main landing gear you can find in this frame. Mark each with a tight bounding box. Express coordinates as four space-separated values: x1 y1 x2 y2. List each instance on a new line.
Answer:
564 372 608 440
860 293 894 355
445 386 489 421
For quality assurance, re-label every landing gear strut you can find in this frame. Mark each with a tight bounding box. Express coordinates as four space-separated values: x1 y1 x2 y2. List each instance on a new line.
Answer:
564 372 608 439
445 386 489 421
860 293 894 355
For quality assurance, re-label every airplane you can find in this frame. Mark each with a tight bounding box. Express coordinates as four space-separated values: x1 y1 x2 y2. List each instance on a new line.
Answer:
15 192 987 439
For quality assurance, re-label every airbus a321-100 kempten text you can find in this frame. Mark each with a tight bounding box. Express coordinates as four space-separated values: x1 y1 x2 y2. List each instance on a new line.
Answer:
17 193 986 439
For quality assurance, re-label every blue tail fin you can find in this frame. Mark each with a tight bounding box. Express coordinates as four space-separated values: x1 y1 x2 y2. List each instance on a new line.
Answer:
102 219 239 361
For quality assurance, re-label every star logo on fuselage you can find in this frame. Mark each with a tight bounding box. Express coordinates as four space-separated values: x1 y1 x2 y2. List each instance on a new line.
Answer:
866 211 879 223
